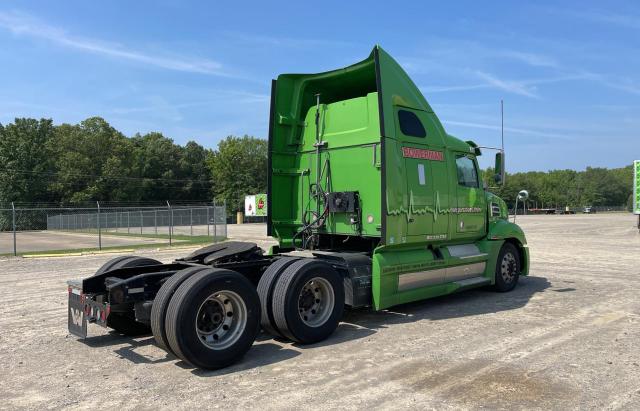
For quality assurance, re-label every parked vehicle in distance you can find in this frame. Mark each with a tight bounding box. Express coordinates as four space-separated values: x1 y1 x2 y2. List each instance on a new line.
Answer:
583 206 596 214
66 46 530 370
529 208 557 215
559 206 576 214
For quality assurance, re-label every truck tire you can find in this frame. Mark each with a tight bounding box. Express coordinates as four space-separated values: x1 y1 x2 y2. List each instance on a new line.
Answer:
494 242 521 292
256 257 299 338
151 266 210 353
93 256 161 336
271 259 344 344
165 269 260 369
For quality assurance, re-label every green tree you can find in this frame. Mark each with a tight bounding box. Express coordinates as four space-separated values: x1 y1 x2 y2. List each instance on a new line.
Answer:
49 117 132 203
483 165 633 210
177 141 213 201
207 135 267 212
1 115 633 213
0 118 55 205
129 132 183 202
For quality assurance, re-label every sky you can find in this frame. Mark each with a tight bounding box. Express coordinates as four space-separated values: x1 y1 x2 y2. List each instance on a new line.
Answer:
0 1 638 172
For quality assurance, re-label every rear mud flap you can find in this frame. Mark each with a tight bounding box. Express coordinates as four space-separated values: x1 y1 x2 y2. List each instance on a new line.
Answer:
68 288 87 338
68 283 109 338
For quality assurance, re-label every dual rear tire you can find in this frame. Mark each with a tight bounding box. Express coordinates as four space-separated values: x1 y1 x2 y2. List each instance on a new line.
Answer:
150 266 210 352
152 267 261 369
258 258 344 344
151 257 344 369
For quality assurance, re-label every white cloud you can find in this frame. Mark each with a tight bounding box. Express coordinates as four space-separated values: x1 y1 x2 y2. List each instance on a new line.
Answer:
109 91 269 116
222 31 357 49
574 10 640 30
402 38 561 71
474 71 539 98
422 73 589 97
421 84 490 93
496 50 559 68
442 119 578 141
588 73 640 95
0 11 229 76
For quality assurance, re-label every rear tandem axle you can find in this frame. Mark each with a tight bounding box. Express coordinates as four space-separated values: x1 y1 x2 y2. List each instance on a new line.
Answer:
68 241 372 369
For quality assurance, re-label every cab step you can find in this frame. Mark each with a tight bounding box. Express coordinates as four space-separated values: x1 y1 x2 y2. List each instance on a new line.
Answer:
454 276 491 291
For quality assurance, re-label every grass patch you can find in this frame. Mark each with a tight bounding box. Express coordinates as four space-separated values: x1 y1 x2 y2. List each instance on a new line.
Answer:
97 231 222 242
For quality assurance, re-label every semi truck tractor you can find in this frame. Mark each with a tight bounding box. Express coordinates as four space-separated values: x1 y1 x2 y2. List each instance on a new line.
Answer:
67 46 529 369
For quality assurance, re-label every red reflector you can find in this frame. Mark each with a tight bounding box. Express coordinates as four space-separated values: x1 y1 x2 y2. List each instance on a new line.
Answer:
101 310 106 321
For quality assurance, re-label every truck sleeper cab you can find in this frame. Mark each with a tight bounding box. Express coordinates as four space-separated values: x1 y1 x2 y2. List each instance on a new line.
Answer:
67 46 529 370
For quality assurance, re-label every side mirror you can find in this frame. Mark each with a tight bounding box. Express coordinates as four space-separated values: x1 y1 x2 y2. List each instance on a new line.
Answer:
494 152 505 185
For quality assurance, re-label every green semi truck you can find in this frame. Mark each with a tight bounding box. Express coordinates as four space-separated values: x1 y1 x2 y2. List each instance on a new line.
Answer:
67 46 529 369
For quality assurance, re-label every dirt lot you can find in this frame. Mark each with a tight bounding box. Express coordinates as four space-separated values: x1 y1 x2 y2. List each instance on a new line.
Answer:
0 231 174 254
1 214 639 410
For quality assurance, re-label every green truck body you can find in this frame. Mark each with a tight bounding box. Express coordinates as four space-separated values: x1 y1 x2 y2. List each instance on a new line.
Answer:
68 46 530 370
268 45 529 310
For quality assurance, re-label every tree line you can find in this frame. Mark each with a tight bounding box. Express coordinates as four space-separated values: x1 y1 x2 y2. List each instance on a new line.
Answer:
0 117 266 212
482 165 634 210
0 116 634 213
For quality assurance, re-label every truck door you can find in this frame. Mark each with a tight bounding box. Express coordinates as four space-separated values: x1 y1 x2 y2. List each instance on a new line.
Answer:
453 153 486 239
395 107 448 240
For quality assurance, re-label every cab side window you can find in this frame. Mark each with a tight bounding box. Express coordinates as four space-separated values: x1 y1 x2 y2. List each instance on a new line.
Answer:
456 155 479 188
398 110 426 138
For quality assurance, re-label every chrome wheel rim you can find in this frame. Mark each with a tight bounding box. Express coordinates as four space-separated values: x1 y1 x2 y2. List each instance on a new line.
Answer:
196 290 246 350
501 252 517 282
298 277 334 327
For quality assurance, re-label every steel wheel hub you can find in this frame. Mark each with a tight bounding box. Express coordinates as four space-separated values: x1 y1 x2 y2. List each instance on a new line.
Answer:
298 277 334 327
196 290 247 350
501 252 517 282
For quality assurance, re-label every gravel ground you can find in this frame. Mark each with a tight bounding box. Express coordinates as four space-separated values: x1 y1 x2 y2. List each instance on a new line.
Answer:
0 214 639 410
0 231 175 254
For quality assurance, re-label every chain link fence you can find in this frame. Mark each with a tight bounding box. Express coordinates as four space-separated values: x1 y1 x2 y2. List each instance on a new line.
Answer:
512 204 628 215
0 201 226 256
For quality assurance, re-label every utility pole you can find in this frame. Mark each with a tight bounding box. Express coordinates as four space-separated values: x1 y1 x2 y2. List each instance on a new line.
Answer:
166 201 172 246
96 201 102 250
11 202 16 256
213 201 217 241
